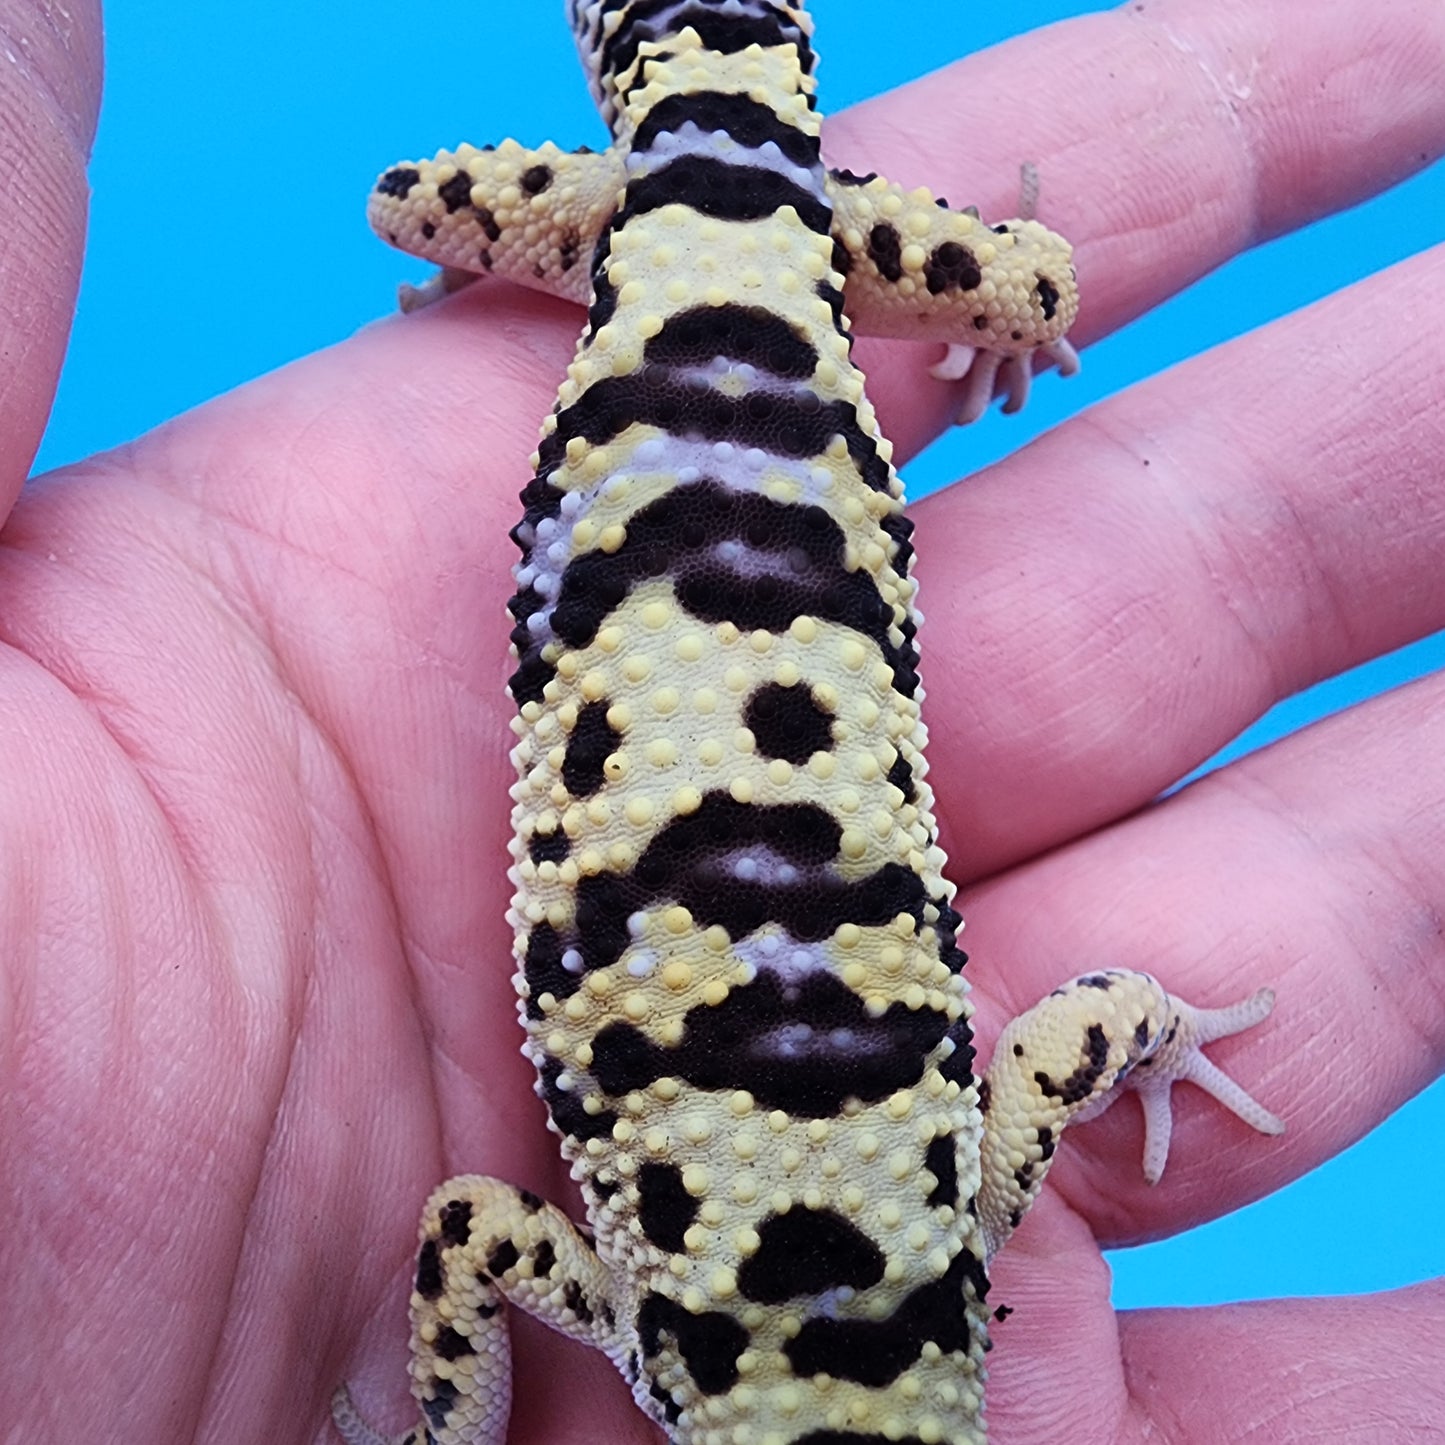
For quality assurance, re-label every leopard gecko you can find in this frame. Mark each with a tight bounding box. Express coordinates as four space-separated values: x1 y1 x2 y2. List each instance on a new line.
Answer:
333 4 1285 1441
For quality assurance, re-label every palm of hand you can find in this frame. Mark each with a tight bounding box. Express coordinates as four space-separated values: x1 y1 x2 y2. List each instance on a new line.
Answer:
3 3 1443 1441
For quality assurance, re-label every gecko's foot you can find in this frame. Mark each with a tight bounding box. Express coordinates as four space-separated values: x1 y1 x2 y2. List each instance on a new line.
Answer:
1129 985 1286 1185
932 335 1081 424
397 266 480 314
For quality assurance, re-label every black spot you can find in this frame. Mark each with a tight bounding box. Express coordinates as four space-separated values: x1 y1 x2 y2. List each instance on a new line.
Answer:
474 204 502 243
830 235 854 278
375 166 420 198
637 1292 750 1395
924 1134 959 1208
438 1198 473 1247
434 1325 474 1361
420 220 436 240
415 1239 443 1300
638 1162 698 1254
939 1018 977 1087
484 1239 520 1279
829 167 878 187
421 1377 459 1432
531 1239 557 1279
559 228 581 272
816 280 849 340
1133 1018 1151 1049
1036 274 1061 320
648 1377 684 1425
587 1174 623 1211
438 171 474 213
644 303 818 379
867 223 903 283
923 241 982 296
616 154 831 237
994 1303 1015 1322
563 1279 595 1324
932 896 967 976
737 1208 885 1304
784 1245 988 1386
518 1189 543 1211
1034 1022 1111 1105
522 922 581 1018
744 682 834 762
590 969 951 1118
562 700 622 798
976 1077 992 1115
885 748 916 803
539 1057 618 1141
528 830 570 864
632 90 818 169
1037 1125 1055 1161
879 508 915 575
520 164 553 195
585 260 619 339
1078 974 1112 989
572 872 632 976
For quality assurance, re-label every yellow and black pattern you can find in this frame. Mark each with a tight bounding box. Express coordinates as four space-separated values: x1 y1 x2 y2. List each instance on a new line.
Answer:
335 5 1283 1443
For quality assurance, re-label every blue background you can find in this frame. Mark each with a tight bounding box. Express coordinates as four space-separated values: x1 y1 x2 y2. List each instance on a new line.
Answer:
32 1 1443 1309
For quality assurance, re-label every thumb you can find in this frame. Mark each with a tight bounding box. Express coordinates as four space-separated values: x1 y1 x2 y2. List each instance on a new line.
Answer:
0 0 102 507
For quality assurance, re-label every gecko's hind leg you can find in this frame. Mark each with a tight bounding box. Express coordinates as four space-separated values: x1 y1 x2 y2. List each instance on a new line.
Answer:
333 1176 624 1445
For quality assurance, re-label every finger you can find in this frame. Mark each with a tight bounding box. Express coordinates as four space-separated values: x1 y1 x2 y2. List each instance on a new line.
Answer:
917 241 1445 874
963 666 1445 1244
0 0 102 509
1117 1280 1445 1440
826 0 1445 455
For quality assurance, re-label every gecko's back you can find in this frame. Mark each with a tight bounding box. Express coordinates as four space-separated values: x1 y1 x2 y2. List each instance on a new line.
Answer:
508 4 989 1438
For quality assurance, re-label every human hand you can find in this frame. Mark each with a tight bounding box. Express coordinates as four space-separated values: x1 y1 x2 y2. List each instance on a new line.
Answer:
3 2 1443 1441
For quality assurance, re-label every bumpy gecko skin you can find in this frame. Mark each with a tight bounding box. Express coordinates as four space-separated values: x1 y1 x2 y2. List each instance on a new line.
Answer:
335 5 1282 1443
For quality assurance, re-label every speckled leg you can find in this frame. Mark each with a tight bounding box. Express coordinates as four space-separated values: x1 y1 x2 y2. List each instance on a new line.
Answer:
368 141 622 307
977 971 1284 1260
332 1176 624 1445
826 168 1079 421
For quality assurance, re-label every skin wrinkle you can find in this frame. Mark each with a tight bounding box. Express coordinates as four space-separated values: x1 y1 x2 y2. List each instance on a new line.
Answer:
0 0 99 494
